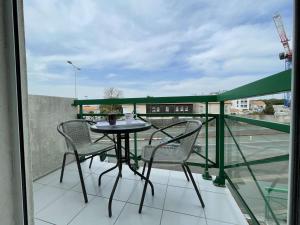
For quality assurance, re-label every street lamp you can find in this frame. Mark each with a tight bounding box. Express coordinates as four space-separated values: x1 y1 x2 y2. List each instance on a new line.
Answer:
67 61 81 98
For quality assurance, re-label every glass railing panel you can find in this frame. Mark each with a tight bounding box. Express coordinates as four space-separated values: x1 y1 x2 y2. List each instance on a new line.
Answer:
224 119 289 225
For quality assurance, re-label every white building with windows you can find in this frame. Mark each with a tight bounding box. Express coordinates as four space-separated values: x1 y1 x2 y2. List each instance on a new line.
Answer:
231 98 250 111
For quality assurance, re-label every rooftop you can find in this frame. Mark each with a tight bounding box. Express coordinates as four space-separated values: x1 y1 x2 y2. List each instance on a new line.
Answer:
33 161 247 225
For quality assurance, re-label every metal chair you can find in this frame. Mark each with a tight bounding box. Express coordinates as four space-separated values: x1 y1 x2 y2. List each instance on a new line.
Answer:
139 120 205 213
57 119 116 203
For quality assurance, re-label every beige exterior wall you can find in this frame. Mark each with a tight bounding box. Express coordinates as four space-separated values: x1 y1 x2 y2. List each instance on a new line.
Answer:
122 104 146 114
193 102 231 114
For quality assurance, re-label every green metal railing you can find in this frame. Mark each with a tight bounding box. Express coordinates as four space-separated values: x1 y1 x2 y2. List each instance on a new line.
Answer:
73 69 292 225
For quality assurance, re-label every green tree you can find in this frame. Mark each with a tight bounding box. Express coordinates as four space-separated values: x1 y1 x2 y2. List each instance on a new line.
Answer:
263 99 284 105
263 102 275 115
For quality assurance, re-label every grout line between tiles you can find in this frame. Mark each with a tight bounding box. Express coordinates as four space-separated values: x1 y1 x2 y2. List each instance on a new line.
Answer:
113 167 141 225
66 194 97 225
35 188 67 214
35 218 57 225
159 167 170 225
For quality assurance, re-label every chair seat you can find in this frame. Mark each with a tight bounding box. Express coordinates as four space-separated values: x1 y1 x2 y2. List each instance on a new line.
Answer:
141 144 187 164
76 142 115 156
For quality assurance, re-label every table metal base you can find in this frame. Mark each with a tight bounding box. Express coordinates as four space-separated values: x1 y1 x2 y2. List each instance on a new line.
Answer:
98 133 155 217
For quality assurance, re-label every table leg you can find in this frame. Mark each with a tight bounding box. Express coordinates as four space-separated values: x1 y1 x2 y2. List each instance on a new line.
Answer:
98 147 119 186
124 133 155 196
108 133 122 217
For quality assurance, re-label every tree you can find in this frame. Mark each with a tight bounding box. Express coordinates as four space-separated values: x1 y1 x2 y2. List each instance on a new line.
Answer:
263 102 275 115
263 99 284 105
100 87 123 113
104 87 123 99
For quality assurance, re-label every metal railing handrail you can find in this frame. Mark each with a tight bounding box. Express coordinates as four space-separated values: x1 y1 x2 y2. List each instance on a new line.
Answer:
218 69 291 101
73 70 292 107
73 95 218 106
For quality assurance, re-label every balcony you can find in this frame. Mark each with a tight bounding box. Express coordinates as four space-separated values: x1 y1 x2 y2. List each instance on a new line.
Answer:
33 161 247 225
30 70 291 225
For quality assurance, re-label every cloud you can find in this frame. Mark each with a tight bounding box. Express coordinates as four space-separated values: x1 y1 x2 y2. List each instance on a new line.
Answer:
106 73 118 78
186 23 285 76
24 0 293 98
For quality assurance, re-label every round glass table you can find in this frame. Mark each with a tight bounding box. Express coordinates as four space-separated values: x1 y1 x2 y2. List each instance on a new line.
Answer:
90 120 154 217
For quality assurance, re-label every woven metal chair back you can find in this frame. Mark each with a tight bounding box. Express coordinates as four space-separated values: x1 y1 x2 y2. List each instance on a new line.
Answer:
179 120 202 161
61 120 92 150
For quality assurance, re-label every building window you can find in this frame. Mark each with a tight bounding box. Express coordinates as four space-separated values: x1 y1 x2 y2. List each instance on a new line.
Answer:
180 106 184 112
165 106 169 112
152 107 156 112
184 106 189 112
156 107 160 112
175 106 179 112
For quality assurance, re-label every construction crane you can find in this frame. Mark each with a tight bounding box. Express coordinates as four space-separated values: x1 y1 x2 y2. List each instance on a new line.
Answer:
273 13 292 107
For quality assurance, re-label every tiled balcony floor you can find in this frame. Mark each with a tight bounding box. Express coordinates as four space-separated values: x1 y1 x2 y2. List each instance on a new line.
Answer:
33 160 248 225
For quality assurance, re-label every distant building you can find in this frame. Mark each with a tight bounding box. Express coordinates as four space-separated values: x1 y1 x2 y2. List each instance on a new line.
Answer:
273 105 290 115
122 104 146 114
249 100 266 112
121 102 232 116
231 99 250 111
193 102 232 114
146 104 193 114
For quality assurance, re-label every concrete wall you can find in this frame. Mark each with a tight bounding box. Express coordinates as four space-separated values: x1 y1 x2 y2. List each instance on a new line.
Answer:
29 95 77 180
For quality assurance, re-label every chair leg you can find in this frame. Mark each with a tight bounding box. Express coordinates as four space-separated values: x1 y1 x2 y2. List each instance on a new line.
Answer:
185 165 205 208
141 162 147 180
75 152 88 203
60 153 67 183
181 165 190 182
139 160 153 213
89 156 94 169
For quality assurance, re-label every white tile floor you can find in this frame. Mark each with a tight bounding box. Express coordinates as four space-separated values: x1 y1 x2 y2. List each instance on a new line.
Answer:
33 160 248 225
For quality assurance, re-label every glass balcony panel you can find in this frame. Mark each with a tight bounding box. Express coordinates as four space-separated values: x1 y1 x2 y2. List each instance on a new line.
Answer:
225 119 289 225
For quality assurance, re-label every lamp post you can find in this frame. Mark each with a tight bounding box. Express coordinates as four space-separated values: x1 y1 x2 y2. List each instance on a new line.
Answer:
67 60 81 98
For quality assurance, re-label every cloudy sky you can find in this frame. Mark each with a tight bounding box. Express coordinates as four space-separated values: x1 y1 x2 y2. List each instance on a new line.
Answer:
24 0 293 99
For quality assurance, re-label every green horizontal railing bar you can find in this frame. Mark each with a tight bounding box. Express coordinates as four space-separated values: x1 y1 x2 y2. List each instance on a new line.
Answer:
265 187 288 194
82 113 124 117
186 161 214 168
106 153 141 160
137 113 218 117
218 69 291 101
225 154 289 169
225 115 290 133
74 70 291 106
79 113 218 119
74 95 218 106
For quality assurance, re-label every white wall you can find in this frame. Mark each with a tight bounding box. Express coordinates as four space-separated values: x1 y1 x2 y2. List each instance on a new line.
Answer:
231 98 250 110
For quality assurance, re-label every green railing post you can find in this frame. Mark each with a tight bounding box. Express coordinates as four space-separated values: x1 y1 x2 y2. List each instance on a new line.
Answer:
203 102 212 180
213 101 226 187
215 114 220 167
133 103 139 169
79 104 83 119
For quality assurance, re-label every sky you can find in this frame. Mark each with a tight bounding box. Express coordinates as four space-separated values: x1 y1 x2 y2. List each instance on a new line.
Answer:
24 0 293 99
